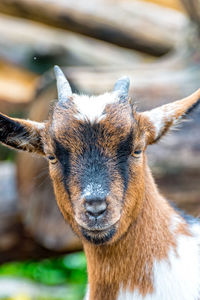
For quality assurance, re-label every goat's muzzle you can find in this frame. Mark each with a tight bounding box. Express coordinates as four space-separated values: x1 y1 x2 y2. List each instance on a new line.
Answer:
74 194 120 244
84 195 107 220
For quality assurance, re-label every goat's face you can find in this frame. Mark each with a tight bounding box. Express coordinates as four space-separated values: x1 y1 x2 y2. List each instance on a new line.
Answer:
44 94 146 244
0 67 199 245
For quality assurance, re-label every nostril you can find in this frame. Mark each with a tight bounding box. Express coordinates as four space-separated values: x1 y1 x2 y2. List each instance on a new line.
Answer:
85 200 107 218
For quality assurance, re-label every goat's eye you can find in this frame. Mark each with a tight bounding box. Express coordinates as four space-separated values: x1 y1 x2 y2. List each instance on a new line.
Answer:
133 150 142 157
48 155 57 164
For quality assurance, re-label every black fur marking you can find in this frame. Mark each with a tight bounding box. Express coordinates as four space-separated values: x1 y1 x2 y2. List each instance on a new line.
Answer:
185 98 200 116
116 130 133 192
54 138 71 194
81 225 116 245
0 114 29 149
79 146 110 197
78 123 110 196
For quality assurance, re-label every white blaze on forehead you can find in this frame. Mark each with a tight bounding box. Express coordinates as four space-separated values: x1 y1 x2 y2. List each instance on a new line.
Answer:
73 92 118 122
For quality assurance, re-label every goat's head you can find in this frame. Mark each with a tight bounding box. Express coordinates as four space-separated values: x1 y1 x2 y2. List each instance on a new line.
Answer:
0 66 199 245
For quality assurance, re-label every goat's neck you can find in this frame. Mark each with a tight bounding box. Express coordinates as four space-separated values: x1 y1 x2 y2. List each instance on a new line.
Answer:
83 165 181 300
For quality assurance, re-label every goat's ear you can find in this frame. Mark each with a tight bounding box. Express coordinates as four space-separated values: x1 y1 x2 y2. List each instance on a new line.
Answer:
140 89 200 144
0 113 45 154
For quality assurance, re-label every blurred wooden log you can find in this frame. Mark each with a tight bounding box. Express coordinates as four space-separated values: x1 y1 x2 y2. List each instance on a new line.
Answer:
142 0 184 11
0 0 188 56
0 59 38 114
0 13 153 70
0 162 75 263
0 216 69 264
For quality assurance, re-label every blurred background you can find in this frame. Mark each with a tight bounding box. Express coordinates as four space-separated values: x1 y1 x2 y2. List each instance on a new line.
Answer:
0 0 200 299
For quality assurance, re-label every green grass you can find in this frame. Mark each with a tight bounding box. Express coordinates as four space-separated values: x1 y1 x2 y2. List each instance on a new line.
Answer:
0 252 87 300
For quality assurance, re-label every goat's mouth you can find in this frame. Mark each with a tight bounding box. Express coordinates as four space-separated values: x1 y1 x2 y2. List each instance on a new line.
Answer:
80 224 117 245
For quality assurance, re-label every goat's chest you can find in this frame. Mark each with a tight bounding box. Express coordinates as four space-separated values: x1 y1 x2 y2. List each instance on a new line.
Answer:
85 224 200 300
117 229 200 300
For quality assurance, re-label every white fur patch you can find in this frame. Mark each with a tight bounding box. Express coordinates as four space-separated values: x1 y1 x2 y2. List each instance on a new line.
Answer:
73 92 118 123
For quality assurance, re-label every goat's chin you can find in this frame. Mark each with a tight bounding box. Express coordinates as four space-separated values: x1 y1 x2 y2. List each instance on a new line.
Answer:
80 224 117 245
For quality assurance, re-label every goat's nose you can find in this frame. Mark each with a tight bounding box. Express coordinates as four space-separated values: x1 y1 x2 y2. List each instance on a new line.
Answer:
85 196 107 218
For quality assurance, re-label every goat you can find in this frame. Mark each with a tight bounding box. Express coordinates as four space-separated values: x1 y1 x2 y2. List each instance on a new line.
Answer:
0 66 200 300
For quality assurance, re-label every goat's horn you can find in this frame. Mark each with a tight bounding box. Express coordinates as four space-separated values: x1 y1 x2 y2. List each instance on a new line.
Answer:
113 76 130 98
54 65 72 103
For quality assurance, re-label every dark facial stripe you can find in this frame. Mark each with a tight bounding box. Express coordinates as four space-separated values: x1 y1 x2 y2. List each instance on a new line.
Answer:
54 138 71 194
116 130 133 192
79 145 110 197
78 123 110 196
